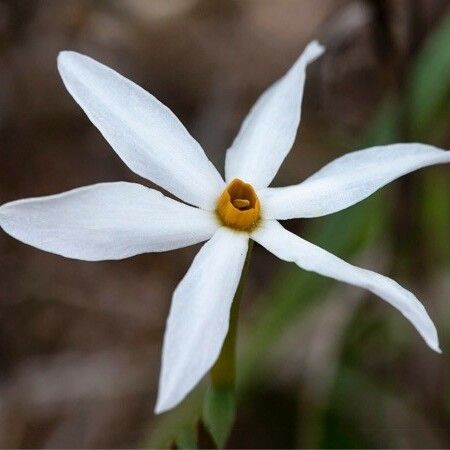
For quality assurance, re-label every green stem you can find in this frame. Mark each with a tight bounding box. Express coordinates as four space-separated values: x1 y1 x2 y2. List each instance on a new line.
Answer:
202 240 254 448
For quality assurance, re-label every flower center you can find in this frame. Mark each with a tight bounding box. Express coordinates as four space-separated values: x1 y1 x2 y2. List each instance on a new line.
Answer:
216 179 261 231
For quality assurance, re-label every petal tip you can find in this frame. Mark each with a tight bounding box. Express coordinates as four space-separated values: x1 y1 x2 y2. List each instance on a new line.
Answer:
153 403 165 415
426 335 442 354
57 50 85 73
432 343 442 354
305 40 326 59
0 207 6 229
154 392 175 415
0 201 14 226
57 50 73 63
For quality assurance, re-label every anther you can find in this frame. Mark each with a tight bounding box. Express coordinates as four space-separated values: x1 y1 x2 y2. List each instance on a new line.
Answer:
232 199 250 209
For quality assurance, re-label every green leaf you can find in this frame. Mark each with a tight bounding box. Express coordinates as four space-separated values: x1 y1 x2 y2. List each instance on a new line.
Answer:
408 9 450 139
363 97 401 146
420 170 450 263
202 386 236 448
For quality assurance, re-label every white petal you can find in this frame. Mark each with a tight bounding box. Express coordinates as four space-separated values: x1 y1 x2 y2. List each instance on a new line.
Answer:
225 41 324 188
155 228 248 413
57 51 224 209
0 182 219 261
252 221 441 353
260 143 450 219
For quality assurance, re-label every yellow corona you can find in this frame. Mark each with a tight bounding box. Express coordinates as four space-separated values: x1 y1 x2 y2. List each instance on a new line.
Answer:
216 179 261 231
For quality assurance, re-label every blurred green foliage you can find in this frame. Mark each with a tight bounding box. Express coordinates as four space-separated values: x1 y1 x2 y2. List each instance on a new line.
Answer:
408 9 450 141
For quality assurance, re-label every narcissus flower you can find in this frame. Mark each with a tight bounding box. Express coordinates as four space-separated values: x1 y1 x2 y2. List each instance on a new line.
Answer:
1 41 449 414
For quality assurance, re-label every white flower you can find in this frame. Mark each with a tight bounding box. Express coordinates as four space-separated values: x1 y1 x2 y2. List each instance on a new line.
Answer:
1 41 449 414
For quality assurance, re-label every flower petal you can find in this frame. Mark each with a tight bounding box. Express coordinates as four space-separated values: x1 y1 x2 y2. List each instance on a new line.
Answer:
225 41 324 188
57 51 224 209
260 143 450 219
155 227 248 413
252 221 441 353
0 182 219 261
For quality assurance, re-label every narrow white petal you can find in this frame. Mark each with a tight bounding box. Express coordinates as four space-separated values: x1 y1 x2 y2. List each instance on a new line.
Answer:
155 228 248 413
57 51 224 209
0 182 219 261
225 41 324 188
260 143 450 219
252 221 441 353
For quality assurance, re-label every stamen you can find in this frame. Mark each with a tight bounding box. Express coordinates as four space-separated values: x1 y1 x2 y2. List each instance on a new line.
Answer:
216 179 261 231
232 199 250 209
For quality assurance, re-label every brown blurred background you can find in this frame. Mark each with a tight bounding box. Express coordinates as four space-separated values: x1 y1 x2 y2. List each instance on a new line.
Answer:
1 0 450 448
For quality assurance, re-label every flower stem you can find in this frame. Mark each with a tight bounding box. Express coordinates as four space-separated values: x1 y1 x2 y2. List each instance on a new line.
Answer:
202 239 254 448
